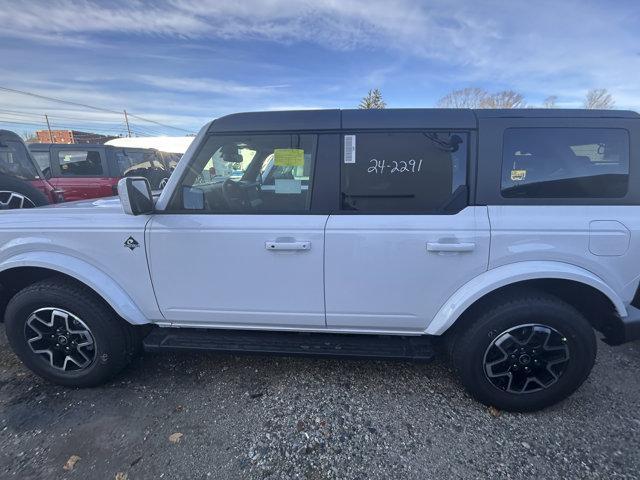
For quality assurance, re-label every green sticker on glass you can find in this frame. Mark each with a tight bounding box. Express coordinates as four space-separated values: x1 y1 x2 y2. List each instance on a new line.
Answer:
274 149 304 167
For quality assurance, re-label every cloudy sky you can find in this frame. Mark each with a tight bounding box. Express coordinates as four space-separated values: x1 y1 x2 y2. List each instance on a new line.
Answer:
0 0 638 136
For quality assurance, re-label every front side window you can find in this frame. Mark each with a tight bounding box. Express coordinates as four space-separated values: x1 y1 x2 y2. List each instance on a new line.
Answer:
57 150 104 176
501 128 630 198
340 132 468 212
177 134 316 212
0 140 39 180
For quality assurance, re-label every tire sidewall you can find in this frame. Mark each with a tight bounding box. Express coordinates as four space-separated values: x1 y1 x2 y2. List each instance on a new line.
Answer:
458 300 596 411
5 287 128 387
0 173 49 208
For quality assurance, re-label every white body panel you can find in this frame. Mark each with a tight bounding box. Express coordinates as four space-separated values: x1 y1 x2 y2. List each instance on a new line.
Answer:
324 207 490 333
488 206 640 304
147 214 328 328
0 198 160 324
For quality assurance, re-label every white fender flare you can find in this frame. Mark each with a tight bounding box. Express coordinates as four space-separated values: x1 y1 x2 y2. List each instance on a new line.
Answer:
425 261 627 335
0 251 149 325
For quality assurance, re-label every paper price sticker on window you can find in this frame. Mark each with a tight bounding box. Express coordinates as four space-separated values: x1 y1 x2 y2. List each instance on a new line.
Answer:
511 169 527 181
274 149 305 167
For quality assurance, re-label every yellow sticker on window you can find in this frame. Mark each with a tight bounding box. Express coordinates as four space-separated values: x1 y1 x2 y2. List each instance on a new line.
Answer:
274 149 304 167
511 169 526 181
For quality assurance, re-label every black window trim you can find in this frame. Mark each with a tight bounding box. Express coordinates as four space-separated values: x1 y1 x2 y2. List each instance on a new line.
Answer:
335 129 473 215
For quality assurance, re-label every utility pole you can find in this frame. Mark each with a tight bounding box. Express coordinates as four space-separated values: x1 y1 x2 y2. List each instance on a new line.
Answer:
124 110 132 137
44 114 53 142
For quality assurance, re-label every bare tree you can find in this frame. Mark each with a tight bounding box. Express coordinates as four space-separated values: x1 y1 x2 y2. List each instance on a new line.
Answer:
437 87 489 108
584 88 615 109
359 88 386 109
484 90 527 109
21 131 38 143
437 87 526 108
543 95 558 108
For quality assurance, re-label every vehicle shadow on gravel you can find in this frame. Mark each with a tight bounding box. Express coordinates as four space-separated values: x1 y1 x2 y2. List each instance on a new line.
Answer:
1 331 639 480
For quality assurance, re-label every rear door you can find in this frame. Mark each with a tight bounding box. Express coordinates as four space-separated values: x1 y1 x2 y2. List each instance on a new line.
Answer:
49 146 113 200
325 130 490 333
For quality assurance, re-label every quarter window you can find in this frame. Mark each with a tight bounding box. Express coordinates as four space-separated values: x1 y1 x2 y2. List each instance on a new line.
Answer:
501 128 630 198
340 132 468 212
57 150 104 176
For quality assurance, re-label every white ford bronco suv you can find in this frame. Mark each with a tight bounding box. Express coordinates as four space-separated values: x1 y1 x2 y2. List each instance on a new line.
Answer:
1 108 639 412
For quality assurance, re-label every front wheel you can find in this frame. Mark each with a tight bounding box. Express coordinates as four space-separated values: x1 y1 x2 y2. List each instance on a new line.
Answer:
4 278 140 387
451 292 597 412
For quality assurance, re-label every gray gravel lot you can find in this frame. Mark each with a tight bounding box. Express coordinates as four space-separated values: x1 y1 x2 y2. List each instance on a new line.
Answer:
0 329 639 480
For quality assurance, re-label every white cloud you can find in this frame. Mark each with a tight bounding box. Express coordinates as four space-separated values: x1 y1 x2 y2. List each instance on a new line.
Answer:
0 0 639 114
134 75 289 95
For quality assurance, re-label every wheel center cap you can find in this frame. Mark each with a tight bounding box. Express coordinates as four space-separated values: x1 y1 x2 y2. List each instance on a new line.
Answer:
519 353 531 365
58 335 68 345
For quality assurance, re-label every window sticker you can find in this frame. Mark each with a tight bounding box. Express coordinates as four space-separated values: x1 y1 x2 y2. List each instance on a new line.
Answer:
344 135 356 163
511 169 526 181
275 179 302 194
274 149 304 167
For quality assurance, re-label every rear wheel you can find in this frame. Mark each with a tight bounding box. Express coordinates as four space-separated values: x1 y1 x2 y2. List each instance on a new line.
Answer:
451 292 597 412
4 278 139 387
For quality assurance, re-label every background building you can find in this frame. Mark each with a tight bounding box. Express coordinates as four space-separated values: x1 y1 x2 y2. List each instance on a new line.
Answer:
35 129 118 144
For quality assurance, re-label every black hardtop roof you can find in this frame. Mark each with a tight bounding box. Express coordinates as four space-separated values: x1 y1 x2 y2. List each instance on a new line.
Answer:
0 129 26 142
209 108 639 133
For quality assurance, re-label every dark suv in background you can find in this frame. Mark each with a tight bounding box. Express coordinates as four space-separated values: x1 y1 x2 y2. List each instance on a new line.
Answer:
28 143 181 201
0 130 62 209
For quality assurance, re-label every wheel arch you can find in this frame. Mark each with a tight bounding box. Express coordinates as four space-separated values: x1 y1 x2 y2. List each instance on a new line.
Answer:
0 252 150 325
427 261 626 337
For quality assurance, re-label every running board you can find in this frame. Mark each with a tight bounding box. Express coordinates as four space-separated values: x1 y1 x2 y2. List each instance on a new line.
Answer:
142 328 436 361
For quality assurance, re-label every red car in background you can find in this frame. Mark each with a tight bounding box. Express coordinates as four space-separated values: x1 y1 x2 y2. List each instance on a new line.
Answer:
28 143 180 202
0 130 63 209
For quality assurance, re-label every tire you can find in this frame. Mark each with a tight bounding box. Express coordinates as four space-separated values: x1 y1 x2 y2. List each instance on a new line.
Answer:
451 291 597 412
4 278 139 387
0 173 49 209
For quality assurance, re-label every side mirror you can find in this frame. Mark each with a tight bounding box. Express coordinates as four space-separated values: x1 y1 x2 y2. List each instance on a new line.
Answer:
118 177 154 215
182 186 205 210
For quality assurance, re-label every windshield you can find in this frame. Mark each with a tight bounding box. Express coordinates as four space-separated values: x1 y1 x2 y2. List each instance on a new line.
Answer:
0 138 40 180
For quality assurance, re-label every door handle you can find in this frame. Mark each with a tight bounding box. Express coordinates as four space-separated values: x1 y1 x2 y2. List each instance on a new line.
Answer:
426 242 475 253
265 241 311 251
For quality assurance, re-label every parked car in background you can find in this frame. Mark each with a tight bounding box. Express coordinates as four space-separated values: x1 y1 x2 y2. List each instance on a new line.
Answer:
28 143 181 201
0 130 63 209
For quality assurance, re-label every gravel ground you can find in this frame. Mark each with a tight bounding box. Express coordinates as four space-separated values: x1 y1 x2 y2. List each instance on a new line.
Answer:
0 329 639 480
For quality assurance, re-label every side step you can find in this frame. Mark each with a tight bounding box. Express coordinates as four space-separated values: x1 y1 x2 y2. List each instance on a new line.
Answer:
143 328 436 361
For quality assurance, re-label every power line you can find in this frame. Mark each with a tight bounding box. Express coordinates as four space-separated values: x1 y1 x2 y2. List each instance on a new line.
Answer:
0 86 120 114
0 85 194 134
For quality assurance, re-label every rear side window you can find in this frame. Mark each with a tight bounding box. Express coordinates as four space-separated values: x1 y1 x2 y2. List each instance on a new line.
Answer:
57 150 104 176
340 132 467 212
501 128 629 198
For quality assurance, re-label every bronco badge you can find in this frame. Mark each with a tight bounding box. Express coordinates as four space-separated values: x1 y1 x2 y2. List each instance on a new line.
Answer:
124 236 140 251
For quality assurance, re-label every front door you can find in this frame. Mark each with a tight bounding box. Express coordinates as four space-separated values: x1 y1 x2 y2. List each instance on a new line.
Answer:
324 131 490 333
148 132 327 328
